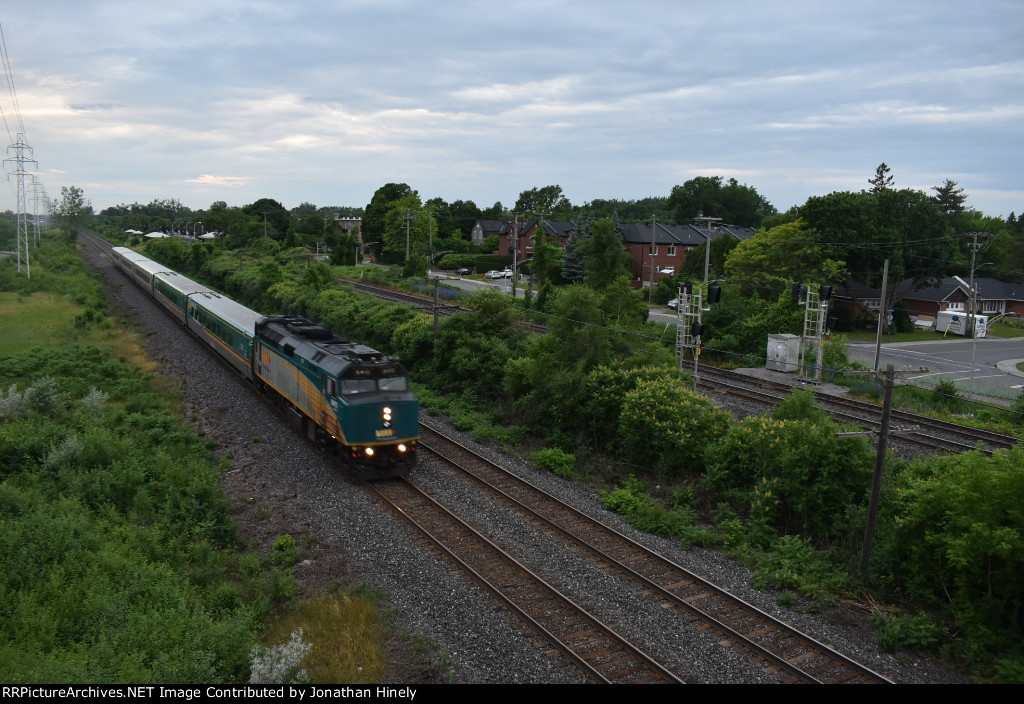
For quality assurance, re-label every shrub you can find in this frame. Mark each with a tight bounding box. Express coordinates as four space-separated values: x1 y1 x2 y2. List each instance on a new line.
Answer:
617 374 730 476
703 415 873 538
874 612 948 653
886 446 1024 664
531 448 576 479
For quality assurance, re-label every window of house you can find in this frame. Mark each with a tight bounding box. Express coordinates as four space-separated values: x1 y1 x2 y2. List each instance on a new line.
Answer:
649 245 658 255
947 302 964 311
667 246 676 256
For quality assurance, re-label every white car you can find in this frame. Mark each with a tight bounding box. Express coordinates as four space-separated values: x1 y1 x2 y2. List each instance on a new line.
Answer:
486 268 513 279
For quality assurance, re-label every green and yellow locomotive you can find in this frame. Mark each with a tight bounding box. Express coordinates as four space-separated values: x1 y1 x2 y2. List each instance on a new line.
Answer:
255 316 417 477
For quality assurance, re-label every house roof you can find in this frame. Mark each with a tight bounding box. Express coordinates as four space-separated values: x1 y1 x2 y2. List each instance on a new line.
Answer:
840 276 1024 303
515 219 576 238
473 219 511 235
620 223 706 246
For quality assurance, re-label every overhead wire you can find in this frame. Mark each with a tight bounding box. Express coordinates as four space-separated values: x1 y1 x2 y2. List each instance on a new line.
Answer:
0 19 25 144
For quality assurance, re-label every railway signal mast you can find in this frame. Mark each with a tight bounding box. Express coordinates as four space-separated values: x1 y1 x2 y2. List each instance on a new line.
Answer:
792 282 834 381
676 281 722 385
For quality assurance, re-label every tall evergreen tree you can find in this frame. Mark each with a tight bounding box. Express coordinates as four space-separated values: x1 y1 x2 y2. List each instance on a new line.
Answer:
561 218 591 282
868 163 894 193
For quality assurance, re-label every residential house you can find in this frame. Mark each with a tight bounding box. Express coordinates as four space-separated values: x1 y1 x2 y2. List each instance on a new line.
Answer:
836 276 1024 323
470 219 511 248
620 222 754 287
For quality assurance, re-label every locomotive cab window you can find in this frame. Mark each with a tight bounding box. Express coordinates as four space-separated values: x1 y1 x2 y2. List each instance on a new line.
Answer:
378 377 408 392
323 377 337 397
341 379 376 395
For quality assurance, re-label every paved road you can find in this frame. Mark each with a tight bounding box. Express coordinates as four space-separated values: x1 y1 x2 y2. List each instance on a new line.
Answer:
847 336 1024 395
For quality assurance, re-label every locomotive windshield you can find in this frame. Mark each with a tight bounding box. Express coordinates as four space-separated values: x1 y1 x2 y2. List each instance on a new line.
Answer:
340 371 409 395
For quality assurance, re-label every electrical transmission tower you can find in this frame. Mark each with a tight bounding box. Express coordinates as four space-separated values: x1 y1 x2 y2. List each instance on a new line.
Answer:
5 132 36 278
30 175 46 245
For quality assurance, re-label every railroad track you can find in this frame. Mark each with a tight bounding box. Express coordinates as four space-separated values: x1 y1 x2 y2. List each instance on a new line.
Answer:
414 422 895 685
365 474 683 684
339 276 550 333
696 365 1019 456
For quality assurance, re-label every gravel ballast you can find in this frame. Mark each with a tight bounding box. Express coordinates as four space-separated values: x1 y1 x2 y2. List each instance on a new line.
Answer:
84 246 970 684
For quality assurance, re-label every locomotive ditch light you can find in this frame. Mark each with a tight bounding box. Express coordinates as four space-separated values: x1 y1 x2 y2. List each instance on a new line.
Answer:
398 444 407 452
365 447 375 456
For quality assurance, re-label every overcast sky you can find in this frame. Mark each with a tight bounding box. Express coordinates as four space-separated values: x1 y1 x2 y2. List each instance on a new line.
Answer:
1 1 1022 220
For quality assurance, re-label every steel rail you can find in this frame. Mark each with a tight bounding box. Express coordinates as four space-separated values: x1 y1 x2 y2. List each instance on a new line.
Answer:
419 422 895 684
366 477 684 684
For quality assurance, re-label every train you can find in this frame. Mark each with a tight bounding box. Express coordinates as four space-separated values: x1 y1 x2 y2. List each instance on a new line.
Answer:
110 246 418 478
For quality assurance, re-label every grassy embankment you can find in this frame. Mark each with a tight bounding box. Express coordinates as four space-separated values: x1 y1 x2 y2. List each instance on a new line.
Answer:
0 238 403 684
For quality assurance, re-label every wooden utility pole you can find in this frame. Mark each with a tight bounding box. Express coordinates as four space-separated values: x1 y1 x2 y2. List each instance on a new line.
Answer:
873 259 889 371
860 364 895 575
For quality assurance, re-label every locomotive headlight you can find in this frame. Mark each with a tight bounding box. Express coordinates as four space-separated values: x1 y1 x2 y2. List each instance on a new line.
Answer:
365 447 375 456
383 406 392 415
398 444 407 453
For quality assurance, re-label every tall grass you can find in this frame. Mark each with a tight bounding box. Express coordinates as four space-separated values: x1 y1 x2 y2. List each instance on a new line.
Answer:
262 591 387 683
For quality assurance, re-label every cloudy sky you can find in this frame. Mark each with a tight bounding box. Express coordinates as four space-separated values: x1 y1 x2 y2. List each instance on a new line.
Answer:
1 1 1022 219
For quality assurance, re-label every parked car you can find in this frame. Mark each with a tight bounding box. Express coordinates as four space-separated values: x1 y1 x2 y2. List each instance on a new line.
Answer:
667 298 679 309
456 267 472 275
485 269 503 279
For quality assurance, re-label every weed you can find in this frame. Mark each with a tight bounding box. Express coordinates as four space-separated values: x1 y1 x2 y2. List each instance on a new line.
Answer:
249 629 311 684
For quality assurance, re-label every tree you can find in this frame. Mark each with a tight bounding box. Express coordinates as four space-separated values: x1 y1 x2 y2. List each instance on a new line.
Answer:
578 218 632 290
799 188 954 310
932 179 968 229
381 192 427 259
423 197 455 243
242 198 290 240
291 201 319 219
868 163 894 193
514 185 571 217
363 183 416 243
682 234 740 282
448 199 482 239
55 186 91 235
560 219 592 282
667 176 774 227
480 201 506 220
527 231 564 289
725 219 847 289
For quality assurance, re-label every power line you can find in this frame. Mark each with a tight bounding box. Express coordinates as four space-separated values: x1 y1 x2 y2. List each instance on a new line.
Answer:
0 20 25 144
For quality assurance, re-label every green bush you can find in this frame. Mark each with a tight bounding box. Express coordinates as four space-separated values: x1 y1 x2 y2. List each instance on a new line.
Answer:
703 415 873 538
531 448 576 479
885 446 1024 668
874 612 948 653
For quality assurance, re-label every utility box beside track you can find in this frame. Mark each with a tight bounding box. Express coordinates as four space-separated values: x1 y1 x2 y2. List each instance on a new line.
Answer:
766 333 801 373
